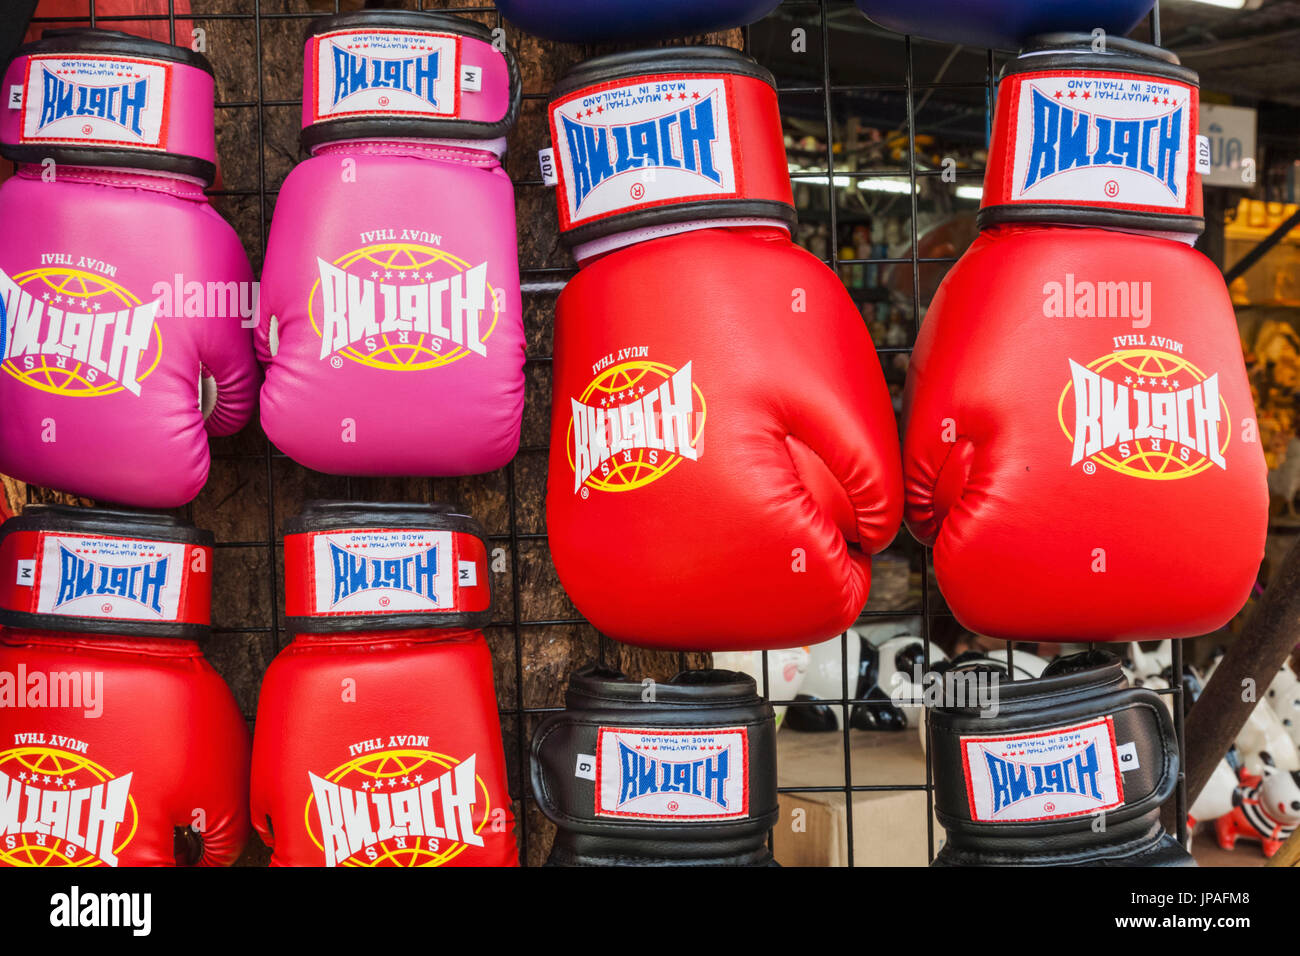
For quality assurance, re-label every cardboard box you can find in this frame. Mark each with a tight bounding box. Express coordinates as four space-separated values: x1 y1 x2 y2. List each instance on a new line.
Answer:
772 727 942 867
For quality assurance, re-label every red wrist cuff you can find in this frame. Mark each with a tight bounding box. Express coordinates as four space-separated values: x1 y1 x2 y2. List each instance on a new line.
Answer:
0 506 212 637
283 501 491 634
548 48 795 254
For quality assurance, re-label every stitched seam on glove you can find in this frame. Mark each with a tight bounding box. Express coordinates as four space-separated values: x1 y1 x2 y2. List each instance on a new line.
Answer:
15 164 208 199
313 141 501 167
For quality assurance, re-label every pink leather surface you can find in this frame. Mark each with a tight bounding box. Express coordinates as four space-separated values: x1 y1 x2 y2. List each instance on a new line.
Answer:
0 169 257 507
256 144 524 476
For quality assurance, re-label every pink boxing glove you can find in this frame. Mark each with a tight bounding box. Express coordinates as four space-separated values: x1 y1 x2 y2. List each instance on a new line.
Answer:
0 29 258 508
255 10 525 476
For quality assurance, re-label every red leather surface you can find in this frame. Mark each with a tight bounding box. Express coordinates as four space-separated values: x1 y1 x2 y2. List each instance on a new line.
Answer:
547 226 903 651
903 226 1267 641
249 630 517 867
0 630 250 867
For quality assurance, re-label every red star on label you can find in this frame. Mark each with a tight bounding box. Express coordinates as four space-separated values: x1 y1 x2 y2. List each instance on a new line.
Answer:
596 105 604 113
585 108 593 117
692 91 700 99
1055 90 1064 99
1068 91 1077 98
665 93 674 100
1082 91 1091 99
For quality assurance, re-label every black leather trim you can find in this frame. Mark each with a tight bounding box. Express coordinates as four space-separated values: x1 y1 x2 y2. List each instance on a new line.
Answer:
979 204 1205 235
1011 33 1196 85
560 200 798 251
22 28 214 73
550 46 777 102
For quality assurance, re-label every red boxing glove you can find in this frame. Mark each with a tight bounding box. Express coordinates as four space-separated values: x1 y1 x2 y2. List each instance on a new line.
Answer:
544 48 903 651
0 506 249 867
250 501 516 867
903 37 1267 642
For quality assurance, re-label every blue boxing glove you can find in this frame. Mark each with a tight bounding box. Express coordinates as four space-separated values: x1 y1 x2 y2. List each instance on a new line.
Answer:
856 0 1155 51
496 0 781 43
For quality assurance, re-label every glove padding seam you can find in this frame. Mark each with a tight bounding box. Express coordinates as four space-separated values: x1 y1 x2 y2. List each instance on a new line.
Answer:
313 141 502 168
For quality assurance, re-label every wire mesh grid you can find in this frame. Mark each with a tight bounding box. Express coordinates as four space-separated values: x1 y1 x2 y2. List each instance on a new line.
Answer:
19 0 1190 866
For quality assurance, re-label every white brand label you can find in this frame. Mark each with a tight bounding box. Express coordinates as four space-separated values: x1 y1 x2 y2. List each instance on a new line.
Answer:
35 533 186 621
1195 134 1212 174
1009 73 1193 210
309 529 454 614
551 75 738 229
22 55 170 150
538 146 557 186
960 716 1124 823
595 726 748 821
313 30 460 122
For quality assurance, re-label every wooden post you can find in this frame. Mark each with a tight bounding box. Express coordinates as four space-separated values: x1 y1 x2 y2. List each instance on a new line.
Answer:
1162 535 1300 833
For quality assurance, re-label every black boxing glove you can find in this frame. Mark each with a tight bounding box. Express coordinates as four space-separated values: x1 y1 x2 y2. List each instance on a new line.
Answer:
929 651 1194 867
531 665 778 866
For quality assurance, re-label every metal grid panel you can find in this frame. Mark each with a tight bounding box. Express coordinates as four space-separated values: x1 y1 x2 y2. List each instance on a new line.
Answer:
21 0 1189 866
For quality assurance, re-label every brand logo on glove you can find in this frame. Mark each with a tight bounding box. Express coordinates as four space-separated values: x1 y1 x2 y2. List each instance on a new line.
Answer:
329 45 440 110
311 30 459 122
0 267 163 398
1024 89 1184 198
53 547 169 617
302 529 467 616
561 96 723 209
27 534 189 623
20 55 169 150
0 742 138 866
327 540 438 608
596 727 748 821
1009 72 1193 210
567 353 705 496
961 717 1124 823
309 244 498 370
1060 340 1230 480
616 742 732 810
551 76 740 229
306 743 492 867
37 68 149 139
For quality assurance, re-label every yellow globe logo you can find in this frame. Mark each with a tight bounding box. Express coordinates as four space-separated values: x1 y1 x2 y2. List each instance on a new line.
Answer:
307 243 499 370
1 267 162 397
1058 349 1231 480
304 749 493 866
566 360 706 494
0 746 139 866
